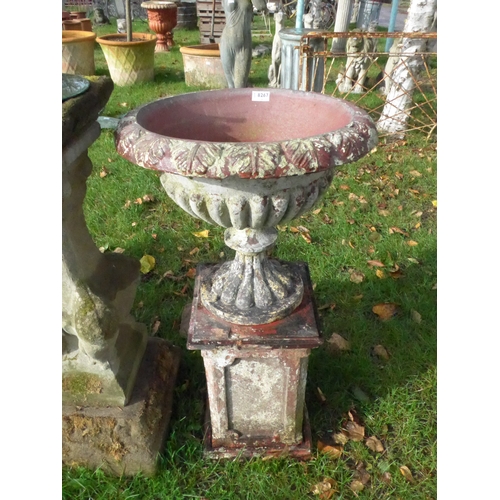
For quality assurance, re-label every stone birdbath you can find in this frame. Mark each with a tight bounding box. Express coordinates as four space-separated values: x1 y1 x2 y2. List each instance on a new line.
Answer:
141 0 177 52
116 88 377 325
115 88 377 457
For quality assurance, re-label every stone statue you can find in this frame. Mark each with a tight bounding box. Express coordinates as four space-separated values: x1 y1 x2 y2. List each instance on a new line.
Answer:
93 7 110 25
336 30 376 94
220 0 267 88
303 12 313 29
268 10 285 88
62 145 148 406
117 17 126 33
380 37 403 95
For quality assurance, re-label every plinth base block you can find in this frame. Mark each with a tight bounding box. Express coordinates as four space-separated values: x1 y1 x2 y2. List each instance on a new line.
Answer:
188 261 322 349
62 337 181 476
203 405 313 460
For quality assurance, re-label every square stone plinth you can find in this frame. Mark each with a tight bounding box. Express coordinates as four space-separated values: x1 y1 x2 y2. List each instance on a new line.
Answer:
188 261 322 459
62 337 181 476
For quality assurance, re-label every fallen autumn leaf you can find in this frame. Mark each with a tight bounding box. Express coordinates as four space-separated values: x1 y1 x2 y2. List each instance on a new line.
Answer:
349 480 365 493
327 333 351 352
372 344 390 361
367 260 385 267
349 270 365 283
345 421 365 441
317 442 343 459
311 478 337 497
411 310 422 323
139 255 156 274
400 465 415 483
372 303 399 321
192 230 210 238
365 436 384 453
151 319 161 336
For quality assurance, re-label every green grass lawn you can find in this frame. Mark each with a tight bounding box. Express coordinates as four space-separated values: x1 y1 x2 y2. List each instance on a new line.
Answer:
62 18 437 499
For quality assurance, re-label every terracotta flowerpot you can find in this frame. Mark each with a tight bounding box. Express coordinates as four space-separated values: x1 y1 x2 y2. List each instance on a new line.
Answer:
179 43 227 88
141 1 178 52
62 30 96 75
79 18 93 31
70 11 86 20
63 19 83 30
96 33 157 86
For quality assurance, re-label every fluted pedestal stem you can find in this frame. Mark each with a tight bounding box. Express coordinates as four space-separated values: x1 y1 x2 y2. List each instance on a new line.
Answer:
200 228 304 325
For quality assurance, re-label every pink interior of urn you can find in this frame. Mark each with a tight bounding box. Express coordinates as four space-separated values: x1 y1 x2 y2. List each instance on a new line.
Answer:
136 89 353 143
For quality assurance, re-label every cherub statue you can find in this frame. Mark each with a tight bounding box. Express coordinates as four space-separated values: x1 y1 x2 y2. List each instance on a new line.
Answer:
336 30 376 94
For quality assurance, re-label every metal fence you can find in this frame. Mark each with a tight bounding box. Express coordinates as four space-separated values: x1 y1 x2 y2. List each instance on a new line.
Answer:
298 31 437 139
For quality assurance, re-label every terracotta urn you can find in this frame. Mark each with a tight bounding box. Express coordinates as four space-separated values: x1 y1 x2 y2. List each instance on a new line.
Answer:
141 1 178 52
115 88 378 325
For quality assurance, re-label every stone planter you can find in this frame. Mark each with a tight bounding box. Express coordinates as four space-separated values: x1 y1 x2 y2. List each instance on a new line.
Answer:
62 30 96 75
96 33 157 86
115 88 378 457
179 43 227 88
141 0 178 52
279 28 326 91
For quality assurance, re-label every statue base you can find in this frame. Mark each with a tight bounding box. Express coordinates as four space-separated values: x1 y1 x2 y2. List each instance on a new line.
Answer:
62 337 181 476
203 404 313 460
188 261 322 460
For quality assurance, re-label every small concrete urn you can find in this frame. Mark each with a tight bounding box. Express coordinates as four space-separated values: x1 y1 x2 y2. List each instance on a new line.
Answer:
115 88 378 458
141 0 178 52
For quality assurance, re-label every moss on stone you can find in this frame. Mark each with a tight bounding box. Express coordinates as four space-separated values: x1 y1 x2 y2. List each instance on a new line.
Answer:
62 76 114 148
62 372 103 396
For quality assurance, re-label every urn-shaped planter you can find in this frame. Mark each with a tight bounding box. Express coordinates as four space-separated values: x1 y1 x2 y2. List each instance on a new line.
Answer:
115 88 378 325
141 0 178 52
62 30 96 75
115 88 378 457
96 33 157 86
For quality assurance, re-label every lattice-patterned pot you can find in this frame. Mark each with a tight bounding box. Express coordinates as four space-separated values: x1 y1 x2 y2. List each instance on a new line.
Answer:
62 30 96 75
96 33 157 86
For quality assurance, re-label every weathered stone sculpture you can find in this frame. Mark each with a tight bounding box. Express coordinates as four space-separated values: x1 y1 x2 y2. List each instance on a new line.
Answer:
62 76 181 476
93 7 110 25
268 10 284 88
62 78 147 408
220 0 267 88
336 30 376 94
